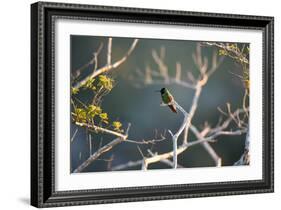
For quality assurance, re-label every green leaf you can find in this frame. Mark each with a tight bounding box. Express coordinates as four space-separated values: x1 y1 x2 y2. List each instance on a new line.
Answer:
87 105 102 117
99 112 109 124
112 121 123 132
73 108 87 123
218 49 227 56
99 113 108 120
98 75 114 90
71 87 79 95
83 77 95 89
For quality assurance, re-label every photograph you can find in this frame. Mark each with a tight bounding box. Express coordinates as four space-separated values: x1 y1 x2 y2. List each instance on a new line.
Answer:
70 36 250 173
30 2 274 207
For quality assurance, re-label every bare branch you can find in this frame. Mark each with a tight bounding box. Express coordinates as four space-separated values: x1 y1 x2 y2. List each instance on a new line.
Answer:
147 128 246 169
175 62 182 82
190 125 222 167
183 45 224 145
124 136 166 145
122 43 246 170
75 122 127 140
73 123 131 173
208 108 248 135
203 42 249 64
72 42 103 81
152 49 169 83
147 149 183 168
112 138 217 171
165 101 189 168
136 48 196 89
107 154 114 170
112 160 143 171
74 137 123 173
137 146 145 159
107 38 112 66
243 89 249 118
89 133 92 156
70 128 78 143
234 130 250 165
182 84 202 144
136 146 148 171
207 51 224 77
74 39 139 89
114 107 248 170
73 40 249 172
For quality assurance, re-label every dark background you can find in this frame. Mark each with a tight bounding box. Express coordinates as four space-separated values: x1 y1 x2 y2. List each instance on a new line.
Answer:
70 35 248 173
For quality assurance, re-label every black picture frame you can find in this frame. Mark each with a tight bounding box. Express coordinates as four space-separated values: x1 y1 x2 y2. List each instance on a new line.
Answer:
31 1 274 208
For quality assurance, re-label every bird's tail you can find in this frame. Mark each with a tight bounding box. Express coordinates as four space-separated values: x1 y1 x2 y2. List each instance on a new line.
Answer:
168 104 177 113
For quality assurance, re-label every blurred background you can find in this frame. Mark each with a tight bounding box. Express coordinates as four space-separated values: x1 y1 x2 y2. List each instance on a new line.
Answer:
70 35 248 173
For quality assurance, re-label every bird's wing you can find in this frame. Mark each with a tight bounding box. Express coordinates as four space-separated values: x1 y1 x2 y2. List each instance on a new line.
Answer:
167 94 174 103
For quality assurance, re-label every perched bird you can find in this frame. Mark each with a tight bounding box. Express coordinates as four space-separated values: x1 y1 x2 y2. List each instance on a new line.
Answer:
156 88 177 113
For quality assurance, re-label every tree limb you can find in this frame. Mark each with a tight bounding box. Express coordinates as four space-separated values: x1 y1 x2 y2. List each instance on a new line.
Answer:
112 108 248 170
74 39 139 89
190 125 222 167
234 130 250 165
107 38 112 66
73 123 131 173
166 101 189 168
75 122 127 139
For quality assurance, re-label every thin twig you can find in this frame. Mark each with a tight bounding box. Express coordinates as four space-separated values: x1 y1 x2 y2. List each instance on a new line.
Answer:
72 42 104 81
190 125 222 167
147 149 183 168
138 49 196 89
75 122 127 139
73 123 131 173
243 89 249 118
107 38 112 66
89 133 92 156
234 130 250 165
124 136 166 145
182 84 202 144
74 39 139 89
183 46 223 145
142 130 241 168
70 128 78 143
114 108 247 170
74 137 122 173
166 101 189 169
112 160 143 171
203 42 249 64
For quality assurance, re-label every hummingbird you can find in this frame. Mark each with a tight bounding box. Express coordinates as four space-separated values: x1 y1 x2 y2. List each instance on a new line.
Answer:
156 88 177 113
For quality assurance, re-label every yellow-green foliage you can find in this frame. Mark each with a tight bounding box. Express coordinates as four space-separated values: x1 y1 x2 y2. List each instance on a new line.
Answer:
71 74 123 133
87 105 102 118
98 75 114 90
112 121 123 132
73 108 87 123
99 113 109 124
73 74 114 94
72 106 110 125
218 49 227 56
217 43 249 91
83 77 96 91
71 87 79 95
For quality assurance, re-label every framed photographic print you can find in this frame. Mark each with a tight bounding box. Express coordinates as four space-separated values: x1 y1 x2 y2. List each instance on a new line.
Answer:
31 1 274 208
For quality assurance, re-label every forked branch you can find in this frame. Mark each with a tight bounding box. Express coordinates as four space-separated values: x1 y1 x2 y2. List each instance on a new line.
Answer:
74 39 139 89
73 123 131 173
166 101 189 169
112 107 248 171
